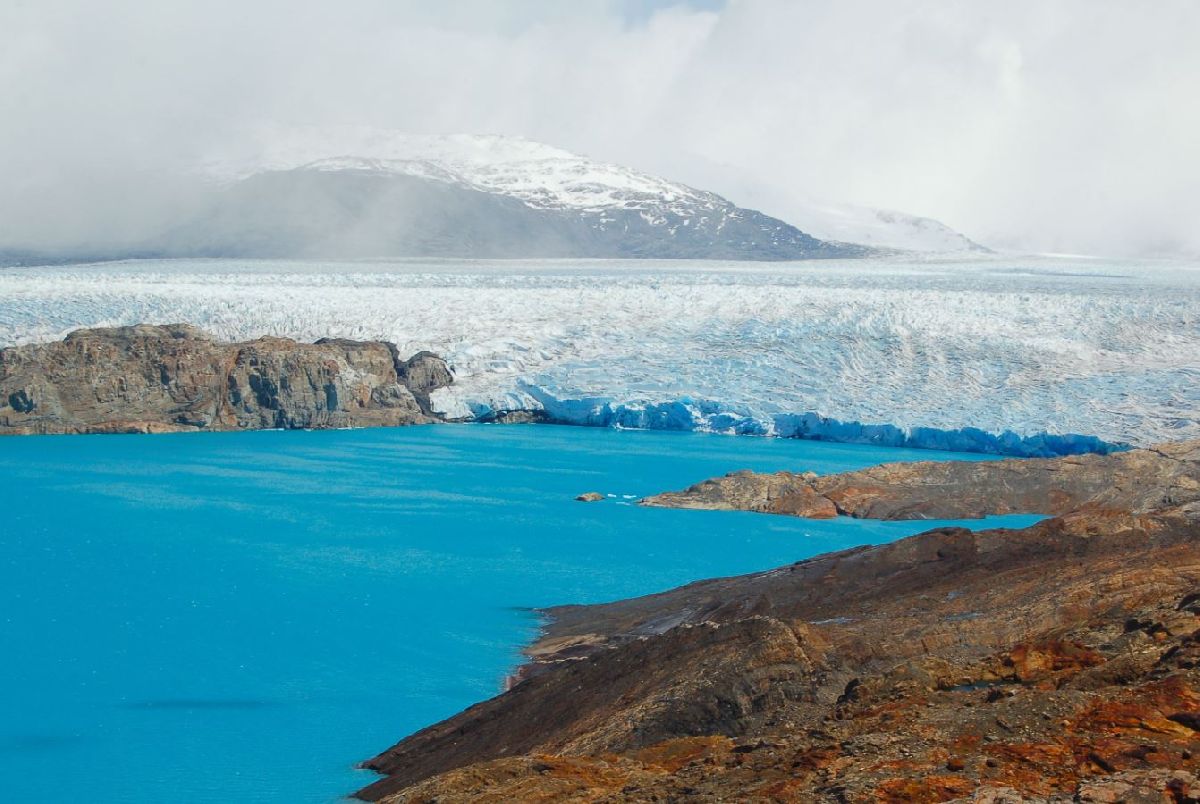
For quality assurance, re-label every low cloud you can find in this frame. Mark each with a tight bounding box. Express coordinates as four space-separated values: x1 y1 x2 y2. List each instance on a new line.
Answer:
1 0 1196 257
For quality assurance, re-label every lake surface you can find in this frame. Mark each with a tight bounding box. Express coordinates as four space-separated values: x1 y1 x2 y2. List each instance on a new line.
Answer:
0 424 1042 802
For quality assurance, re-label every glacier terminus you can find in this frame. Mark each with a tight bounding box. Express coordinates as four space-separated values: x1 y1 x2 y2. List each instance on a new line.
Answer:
2 254 1196 456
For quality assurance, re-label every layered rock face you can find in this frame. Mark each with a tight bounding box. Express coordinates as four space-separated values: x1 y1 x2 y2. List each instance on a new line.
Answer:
357 443 1200 802
0 325 451 434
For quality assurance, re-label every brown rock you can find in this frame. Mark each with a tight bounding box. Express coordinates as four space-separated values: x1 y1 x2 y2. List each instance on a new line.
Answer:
641 441 1200 519
1075 769 1199 803
0 325 452 435
356 443 1200 802
357 616 824 800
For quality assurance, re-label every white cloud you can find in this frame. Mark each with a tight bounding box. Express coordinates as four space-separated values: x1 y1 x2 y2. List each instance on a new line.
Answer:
1 0 1196 257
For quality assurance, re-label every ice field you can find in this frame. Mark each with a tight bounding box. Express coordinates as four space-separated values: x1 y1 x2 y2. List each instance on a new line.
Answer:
2 255 1197 454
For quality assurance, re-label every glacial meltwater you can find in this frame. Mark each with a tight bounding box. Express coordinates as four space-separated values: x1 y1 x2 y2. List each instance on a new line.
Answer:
0 425 1042 802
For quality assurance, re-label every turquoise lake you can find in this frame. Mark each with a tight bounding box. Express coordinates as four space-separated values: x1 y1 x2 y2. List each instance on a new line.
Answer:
0 424 1043 802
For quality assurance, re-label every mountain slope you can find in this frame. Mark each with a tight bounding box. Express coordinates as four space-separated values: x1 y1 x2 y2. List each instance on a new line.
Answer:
178 129 868 260
646 153 988 253
784 201 987 253
354 443 1200 802
165 166 863 260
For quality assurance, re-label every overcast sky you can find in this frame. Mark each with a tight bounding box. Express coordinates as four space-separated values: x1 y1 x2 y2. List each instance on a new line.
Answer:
2 0 1197 257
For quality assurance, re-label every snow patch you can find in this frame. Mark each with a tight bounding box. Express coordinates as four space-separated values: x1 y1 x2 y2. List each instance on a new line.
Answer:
204 126 725 219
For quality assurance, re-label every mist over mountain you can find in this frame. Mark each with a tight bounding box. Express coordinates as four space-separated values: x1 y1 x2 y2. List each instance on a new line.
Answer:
3 3 1198 259
161 168 853 261
4 129 995 264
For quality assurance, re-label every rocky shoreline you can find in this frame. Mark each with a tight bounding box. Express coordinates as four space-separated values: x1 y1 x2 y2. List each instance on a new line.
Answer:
639 444 1199 521
356 443 1200 802
0 324 452 435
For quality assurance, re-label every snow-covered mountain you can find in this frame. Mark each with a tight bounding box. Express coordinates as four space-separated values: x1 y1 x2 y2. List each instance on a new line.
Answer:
643 152 987 253
1 127 981 263
206 129 728 215
199 127 985 256
776 201 986 253
168 128 866 261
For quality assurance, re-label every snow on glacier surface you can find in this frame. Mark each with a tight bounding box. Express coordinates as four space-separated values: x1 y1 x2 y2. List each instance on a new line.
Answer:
1 255 1198 450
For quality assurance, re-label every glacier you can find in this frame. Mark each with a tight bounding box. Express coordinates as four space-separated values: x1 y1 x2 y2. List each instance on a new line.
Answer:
2 255 1198 456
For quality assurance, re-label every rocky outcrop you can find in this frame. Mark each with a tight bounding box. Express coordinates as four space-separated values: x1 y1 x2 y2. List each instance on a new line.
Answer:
641 442 1200 519
0 325 452 434
356 444 1200 802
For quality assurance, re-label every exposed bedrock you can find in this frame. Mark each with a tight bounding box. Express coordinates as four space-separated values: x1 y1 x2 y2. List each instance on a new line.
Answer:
641 441 1200 520
357 444 1200 802
0 324 452 434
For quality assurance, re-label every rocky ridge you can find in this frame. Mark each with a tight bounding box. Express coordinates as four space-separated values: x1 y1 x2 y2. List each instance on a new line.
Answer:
0 324 452 434
357 442 1200 802
640 443 1200 520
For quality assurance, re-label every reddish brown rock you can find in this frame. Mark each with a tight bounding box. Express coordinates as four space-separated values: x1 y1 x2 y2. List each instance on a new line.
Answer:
641 442 1200 519
357 445 1200 803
